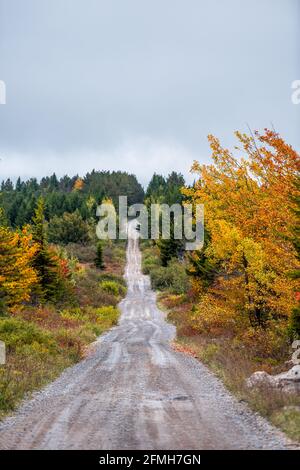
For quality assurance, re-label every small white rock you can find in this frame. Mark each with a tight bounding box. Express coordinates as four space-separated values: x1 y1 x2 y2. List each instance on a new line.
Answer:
246 366 300 395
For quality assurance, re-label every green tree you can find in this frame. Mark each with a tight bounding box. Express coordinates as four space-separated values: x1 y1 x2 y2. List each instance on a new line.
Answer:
31 198 60 301
159 214 184 266
48 210 90 245
186 229 218 288
94 241 105 269
290 177 300 337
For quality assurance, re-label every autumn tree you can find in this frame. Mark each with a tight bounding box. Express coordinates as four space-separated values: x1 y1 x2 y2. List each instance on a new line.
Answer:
1 171 144 227
31 198 62 301
0 217 37 314
183 130 300 327
94 241 105 269
73 177 84 191
289 176 300 336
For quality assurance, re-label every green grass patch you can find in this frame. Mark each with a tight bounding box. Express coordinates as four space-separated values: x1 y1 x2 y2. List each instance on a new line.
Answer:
0 241 125 419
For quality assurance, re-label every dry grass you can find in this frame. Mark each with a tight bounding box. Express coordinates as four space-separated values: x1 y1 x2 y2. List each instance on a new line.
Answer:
159 292 300 442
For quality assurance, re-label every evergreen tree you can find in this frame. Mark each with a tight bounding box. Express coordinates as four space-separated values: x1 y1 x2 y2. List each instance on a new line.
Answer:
31 198 59 301
159 215 184 266
1 179 13 191
145 174 166 200
187 229 218 288
165 172 185 205
48 210 90 245
1 170 145 227
16 177 23 192
94 241 105 269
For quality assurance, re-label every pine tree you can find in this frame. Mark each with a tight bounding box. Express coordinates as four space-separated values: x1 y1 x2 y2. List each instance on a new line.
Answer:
159 216 183 266
16 177 23 192
31 198 60 301
95 241 105 269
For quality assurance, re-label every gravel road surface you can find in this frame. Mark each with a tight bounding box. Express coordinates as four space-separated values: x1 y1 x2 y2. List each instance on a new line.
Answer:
0 220 296 449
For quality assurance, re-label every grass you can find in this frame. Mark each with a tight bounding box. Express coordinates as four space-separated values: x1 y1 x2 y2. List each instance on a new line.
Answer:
0 240 126 418
141 240 190 294
159 293 300 442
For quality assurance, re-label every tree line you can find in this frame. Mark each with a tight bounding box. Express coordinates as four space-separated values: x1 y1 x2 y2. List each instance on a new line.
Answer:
145 130 300 338
0 170 144 228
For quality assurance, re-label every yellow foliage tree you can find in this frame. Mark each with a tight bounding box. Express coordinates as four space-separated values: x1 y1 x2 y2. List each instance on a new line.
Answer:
184 129 300 326
0 224 37 313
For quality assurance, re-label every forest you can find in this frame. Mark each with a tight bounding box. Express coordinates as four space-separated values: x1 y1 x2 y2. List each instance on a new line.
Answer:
1 170 144 228
0 170 141 414
142 129 300 440
0 129 299 439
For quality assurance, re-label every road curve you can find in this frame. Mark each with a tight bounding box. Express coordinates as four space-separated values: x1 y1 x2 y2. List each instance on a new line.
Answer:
0 220 295 449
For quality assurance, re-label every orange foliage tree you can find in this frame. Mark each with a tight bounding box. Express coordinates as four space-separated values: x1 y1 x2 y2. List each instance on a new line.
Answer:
0 222 37 313
183 129 300 328
73 177 84 191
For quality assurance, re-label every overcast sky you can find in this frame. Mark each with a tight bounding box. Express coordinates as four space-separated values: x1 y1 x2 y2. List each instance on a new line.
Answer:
0 0 299 186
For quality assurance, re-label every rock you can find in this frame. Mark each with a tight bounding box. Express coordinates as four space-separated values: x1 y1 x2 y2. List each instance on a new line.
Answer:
282 405 300 414
246 371 271 388
246 365 300 395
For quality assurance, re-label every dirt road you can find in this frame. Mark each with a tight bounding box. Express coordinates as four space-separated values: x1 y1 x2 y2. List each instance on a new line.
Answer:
0 221 295 449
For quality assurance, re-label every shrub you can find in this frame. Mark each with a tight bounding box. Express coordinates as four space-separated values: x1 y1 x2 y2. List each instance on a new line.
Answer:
60 308 89 323
98 272 126 287
48 210 91 245
142 243 161 275
142 255 160 274
65 243 96 263
99 280 126 298
75 268 119 307
237 324 289 360
95 306 119 325
0 318 56 354
53 327 86 360
150 260 189 294
188 294 238 335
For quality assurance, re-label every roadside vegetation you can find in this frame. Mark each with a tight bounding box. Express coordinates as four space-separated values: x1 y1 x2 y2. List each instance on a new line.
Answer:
0 178 127 417
0 170 144 228
142 130 300 441
0 130 299 439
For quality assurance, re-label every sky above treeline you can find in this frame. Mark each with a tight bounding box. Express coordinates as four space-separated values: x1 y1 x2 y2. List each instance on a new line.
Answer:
0 0 299 186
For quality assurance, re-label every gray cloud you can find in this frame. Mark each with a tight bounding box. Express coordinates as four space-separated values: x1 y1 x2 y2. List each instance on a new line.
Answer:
0 0 299 185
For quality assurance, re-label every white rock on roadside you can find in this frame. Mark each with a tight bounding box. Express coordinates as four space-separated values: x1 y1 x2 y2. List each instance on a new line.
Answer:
246 365 300 395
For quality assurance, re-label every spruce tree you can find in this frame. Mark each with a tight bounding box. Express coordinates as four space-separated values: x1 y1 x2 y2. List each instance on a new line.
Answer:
95 241 105 269
31 198 59 301
159 215 183 267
